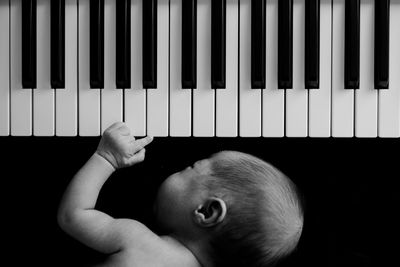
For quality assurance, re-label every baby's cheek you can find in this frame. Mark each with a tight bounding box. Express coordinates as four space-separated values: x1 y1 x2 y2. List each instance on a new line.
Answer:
156 173 190 210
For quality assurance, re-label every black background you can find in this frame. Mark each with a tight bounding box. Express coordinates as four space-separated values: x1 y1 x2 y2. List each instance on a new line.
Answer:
1 136 398 266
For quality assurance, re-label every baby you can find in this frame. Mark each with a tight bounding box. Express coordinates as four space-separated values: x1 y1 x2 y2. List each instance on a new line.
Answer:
58 122 304 267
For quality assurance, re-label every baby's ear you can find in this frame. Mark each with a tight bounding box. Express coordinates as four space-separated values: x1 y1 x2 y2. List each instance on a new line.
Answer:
193 197 227 227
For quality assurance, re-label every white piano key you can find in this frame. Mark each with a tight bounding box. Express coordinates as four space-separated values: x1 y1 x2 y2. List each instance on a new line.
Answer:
193 0 215 137
78 0 101 136
0 0 9 136
286 0 308 137
147 0 169 137
309 0 331 138
125 0 146 137
10 0 32 136
216 0 238 137
56 0 78 136
263 0 284 138
34 0 54 136
355 0 377 137
379 0 400 137
101 0 123 133
170 0 192 137
332 0 354 137
239 0 261 137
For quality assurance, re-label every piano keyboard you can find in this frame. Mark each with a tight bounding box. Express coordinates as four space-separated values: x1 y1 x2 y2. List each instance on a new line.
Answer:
0 0 399 137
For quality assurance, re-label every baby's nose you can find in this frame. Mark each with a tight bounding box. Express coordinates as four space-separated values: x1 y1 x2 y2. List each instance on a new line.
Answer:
184 166 190 170
193 159 206 170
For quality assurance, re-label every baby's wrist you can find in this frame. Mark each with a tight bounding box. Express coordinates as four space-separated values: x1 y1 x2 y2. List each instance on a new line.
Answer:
93 151 117 172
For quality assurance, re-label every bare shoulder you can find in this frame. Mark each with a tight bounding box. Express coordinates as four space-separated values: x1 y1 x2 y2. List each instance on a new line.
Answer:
105 220 201 267
158 235 202 267
115 219 160 242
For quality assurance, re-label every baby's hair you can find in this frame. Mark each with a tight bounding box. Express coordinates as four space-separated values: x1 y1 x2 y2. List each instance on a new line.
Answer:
202 151 304 267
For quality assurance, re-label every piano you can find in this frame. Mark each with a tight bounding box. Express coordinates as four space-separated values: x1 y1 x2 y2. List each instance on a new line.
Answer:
0 1 399 267
0 0 398 138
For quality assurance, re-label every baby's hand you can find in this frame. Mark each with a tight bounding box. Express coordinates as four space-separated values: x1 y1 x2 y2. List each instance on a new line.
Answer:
96 122 153 170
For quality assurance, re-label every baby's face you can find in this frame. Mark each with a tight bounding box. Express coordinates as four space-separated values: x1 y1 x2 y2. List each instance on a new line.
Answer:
153 158 214 232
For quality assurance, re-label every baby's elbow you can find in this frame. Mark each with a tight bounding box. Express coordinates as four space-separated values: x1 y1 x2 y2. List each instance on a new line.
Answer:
57 207 78 233
57 207 68 231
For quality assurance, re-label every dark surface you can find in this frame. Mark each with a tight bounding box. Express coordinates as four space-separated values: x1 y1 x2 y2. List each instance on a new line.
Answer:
1 136 398 266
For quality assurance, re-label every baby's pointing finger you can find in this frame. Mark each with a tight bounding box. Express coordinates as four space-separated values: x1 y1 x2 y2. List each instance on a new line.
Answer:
133 135 154 151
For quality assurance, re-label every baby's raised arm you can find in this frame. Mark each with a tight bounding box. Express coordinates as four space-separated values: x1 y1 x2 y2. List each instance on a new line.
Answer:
57 122 153 254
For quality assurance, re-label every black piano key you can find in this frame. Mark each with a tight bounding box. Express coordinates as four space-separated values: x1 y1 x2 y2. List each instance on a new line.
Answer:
374 0 390 89
90 0 104 89
22 0 37 89
345 0 360 89
143 0 157 89
51 0 65 89
251 0 266 89
305 0 319 89
278 0 293 89
116 0 131 89
182 0 197 89
211 0 226 89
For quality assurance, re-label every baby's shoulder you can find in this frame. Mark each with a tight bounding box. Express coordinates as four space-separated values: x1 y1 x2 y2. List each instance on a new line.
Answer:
111 221 201 267
158 235 202 267
104 235 200 267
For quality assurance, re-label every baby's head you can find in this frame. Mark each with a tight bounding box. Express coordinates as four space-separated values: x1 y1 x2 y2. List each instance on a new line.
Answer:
154 151 304 267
